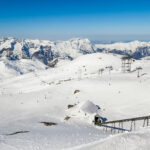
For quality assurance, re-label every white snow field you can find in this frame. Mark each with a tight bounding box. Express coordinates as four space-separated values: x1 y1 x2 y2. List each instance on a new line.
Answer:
0 53 150 150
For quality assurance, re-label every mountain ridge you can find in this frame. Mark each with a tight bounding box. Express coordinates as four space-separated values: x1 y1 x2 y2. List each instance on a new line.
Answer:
0 37 95 64
1 37 150 65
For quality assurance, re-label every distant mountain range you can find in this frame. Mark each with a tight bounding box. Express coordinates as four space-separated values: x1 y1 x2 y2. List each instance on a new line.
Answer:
95 40 150 59
0 37 150 66
0 38 95 66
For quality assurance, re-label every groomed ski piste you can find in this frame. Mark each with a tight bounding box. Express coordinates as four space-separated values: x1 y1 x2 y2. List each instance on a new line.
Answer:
0 52 150 150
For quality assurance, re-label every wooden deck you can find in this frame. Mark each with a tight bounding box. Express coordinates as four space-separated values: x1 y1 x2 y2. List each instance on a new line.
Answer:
95 115 150 133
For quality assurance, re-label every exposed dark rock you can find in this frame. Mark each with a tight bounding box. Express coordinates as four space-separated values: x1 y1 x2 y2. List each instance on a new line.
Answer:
67 104 74 109
6 131 29 136
40 122 57 126
74 90 80 94
48 58 58 67
64 116 71 120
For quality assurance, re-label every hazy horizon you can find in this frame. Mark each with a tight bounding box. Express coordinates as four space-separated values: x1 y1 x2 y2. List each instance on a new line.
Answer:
2 34 150 42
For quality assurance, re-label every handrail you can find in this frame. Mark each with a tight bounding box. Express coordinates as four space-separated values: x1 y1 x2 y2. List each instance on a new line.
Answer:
100 115 150 125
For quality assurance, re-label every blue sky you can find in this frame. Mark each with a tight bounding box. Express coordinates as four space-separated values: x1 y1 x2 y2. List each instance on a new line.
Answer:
0 0 150 41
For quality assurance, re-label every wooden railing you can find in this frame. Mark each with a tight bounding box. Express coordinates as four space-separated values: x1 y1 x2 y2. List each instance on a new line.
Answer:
96 115 150 133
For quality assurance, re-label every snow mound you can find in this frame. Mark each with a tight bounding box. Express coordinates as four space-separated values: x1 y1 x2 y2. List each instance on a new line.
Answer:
77 127 150 150
67 100 101 123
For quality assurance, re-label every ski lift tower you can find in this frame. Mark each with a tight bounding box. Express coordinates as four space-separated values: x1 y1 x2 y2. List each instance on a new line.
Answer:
136 66 142 78
121 56 132 73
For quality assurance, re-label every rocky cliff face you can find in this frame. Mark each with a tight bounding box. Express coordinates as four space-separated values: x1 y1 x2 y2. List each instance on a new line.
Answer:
0 38 95 65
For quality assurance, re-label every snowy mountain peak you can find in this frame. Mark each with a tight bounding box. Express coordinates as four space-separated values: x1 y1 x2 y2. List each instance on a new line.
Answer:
0 37 95 65
1 37 150 68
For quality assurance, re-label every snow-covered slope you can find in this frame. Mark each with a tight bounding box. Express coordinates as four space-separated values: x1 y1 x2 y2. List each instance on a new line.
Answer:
95 40 150 59
0 52 150 150
75 127 150 150
0 37 150 150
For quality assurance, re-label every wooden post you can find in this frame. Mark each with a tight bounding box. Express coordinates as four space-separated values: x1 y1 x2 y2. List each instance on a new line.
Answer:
118 122 120 133
111 123 113 133
130 121 133 131
143 119 146 127
147 118 149 126
134 121 136 130
121 122 124 133
114 123 116 133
